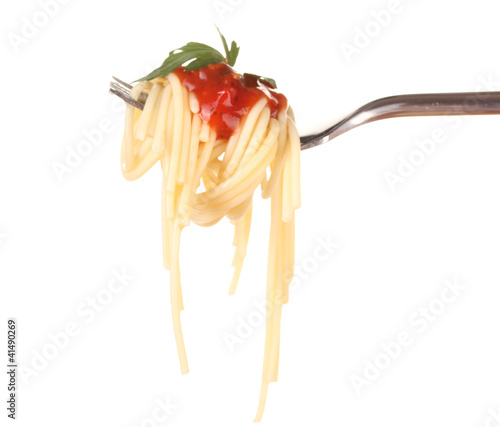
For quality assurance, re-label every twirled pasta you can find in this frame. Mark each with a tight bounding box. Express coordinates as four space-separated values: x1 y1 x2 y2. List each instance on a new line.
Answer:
121 67 300 421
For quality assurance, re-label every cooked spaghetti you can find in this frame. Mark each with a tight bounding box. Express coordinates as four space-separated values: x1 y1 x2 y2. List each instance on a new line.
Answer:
119 33 300 421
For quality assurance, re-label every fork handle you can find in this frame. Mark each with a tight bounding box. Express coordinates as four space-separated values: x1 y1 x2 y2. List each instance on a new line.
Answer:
300 92 500 150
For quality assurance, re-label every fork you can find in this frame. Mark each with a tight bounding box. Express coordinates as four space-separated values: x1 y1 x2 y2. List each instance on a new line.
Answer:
109 76 500 150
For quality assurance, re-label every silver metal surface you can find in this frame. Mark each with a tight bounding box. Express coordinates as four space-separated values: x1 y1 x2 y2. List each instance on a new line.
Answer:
109 77 500 150
109 76 147 111
300 92 500 150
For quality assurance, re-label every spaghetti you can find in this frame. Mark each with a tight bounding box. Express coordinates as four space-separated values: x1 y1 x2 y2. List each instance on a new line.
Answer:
120 60 300 421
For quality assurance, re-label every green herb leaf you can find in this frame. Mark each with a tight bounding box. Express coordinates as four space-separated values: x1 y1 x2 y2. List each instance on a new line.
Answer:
134 29 240 82
243 73 278 89
216 26 239 66
259 76 277 89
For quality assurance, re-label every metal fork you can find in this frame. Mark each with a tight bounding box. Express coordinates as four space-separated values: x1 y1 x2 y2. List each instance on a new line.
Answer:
109 76 500 150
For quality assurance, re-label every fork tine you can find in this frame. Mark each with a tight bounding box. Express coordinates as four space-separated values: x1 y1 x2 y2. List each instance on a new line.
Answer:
112 76 133 89
109 83 145 111
109 77 147 110
110 81 131 95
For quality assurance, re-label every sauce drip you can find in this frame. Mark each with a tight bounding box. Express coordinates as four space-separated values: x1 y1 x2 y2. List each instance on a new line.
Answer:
173 62 287 139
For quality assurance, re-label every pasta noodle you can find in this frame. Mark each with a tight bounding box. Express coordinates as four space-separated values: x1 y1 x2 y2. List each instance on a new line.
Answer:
120 63 300 421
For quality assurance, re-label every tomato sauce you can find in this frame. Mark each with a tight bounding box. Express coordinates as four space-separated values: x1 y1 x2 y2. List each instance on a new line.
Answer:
173 62 287 139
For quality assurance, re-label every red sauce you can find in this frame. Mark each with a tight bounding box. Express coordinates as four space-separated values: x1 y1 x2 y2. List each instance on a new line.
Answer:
173 62 287 139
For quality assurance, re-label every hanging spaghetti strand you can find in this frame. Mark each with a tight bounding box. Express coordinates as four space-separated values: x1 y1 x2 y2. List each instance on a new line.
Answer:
120 62 300 421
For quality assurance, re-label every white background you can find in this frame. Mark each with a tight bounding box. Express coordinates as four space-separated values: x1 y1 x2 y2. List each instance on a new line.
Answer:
2 0 500 426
